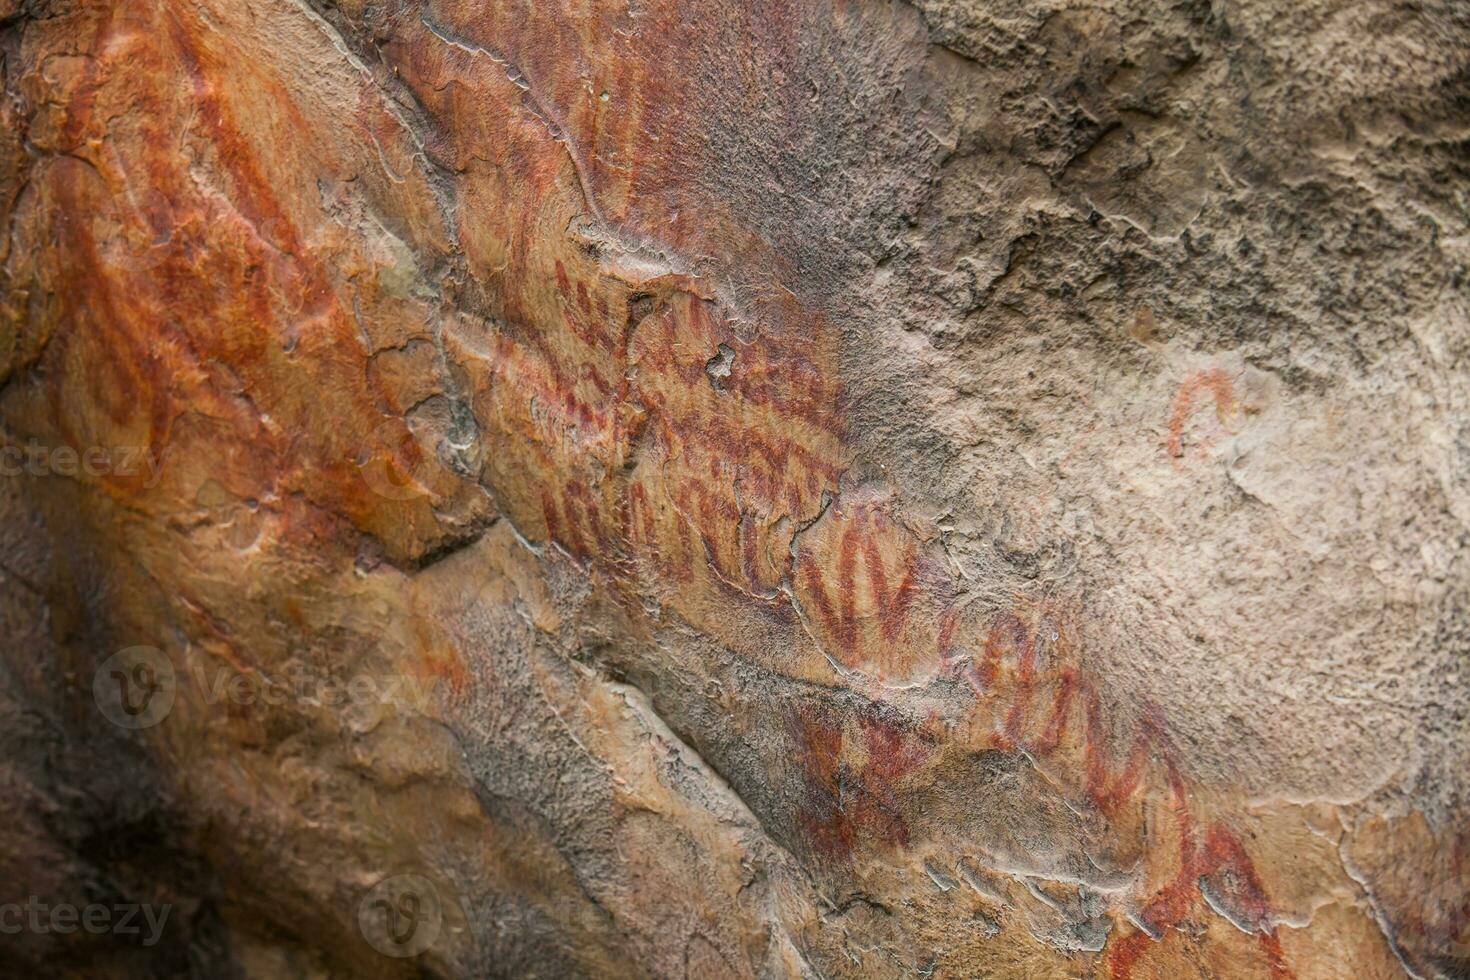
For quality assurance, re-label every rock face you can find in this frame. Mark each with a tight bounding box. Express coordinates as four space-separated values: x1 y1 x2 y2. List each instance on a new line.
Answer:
1 0 1467 976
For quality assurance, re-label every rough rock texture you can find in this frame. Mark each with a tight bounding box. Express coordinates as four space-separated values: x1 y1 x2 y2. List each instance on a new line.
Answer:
1 0 1467 977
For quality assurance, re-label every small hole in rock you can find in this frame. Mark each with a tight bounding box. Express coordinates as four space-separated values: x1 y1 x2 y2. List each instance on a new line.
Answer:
705 344 735 389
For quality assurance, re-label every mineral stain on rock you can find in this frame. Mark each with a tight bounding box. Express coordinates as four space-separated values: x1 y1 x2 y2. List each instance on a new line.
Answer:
0 0 1466 978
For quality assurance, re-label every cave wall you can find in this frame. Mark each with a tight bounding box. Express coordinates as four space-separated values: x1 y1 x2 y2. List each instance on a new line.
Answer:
0 0 1467 977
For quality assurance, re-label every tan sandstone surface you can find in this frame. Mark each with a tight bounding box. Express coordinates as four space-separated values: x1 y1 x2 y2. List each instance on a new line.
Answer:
0 0 1467 977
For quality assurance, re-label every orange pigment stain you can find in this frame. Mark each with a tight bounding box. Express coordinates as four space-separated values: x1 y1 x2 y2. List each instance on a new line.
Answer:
794 502 927 675
1167 368 1239 459
786 707 929 862
507 247 1290 977
947 606 1294 980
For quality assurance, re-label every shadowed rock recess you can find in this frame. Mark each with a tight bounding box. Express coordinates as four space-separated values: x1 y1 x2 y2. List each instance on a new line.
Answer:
0 0 1467 976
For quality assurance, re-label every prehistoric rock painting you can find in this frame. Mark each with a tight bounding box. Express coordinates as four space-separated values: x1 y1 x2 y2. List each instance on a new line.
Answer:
0 0 1465 978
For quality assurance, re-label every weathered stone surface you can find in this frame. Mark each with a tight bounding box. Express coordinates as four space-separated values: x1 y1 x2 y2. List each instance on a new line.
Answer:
0 0 1466 977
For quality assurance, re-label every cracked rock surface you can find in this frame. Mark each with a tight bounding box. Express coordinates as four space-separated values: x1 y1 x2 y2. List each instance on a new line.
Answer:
0 0 1467 977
